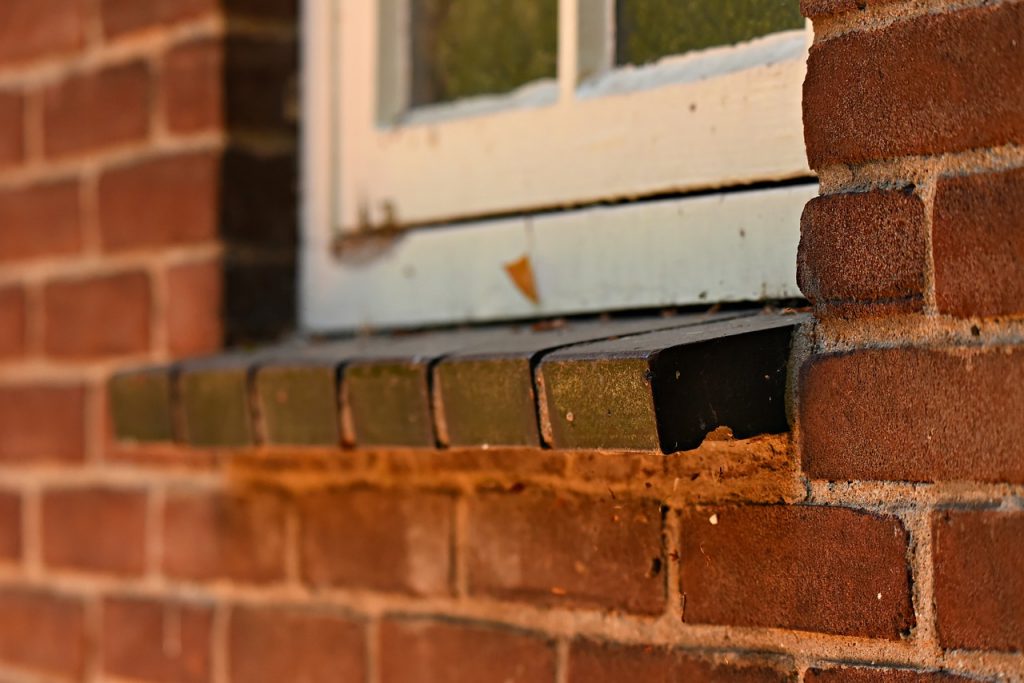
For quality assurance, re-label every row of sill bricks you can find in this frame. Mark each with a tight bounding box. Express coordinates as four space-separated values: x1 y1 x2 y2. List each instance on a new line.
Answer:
110 310 809 453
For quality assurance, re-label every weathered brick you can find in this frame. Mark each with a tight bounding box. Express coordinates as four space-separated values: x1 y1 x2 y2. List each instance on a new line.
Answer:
101 0 218 38
798 190 927 313
934 167 1024 318
569 640 794 683
0 492 21 563
0 180 81 263
102 595 213 683
0 0 85 65
99 151 220 252
800 347 1024 483
0 287 27 360
803 2 1024 168
42 487 147 575
0 92 24 168
109 368 176 443
179 355 255 447
0 384 85 463
380 619 556 683
466 490 664 614
163 489 287 583
44 271 151 359
933 509 1024 652
162 38 223 134
43 61 150 158
167 259 223 358
806 667 975 682
228 606 365 683
300 488 453 595
800 0 900 19
678 505 914 638
0 588 86 679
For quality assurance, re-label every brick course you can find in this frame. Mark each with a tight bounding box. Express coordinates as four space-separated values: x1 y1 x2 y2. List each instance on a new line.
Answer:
42 487 148 575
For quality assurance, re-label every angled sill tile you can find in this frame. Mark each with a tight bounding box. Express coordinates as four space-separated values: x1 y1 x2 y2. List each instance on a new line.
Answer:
109 367 177 443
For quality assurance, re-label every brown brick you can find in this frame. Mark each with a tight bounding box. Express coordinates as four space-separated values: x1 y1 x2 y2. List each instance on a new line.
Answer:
44 271 151 359
569 640 794 683
0 0 85 65
163 489 287 583
800 0 900 19
933 509 1024 652
678 505 914 638
228 606 365 683
300 488 453 595
42 487 147 575
99 151 220 252
223 260 296 344
0 384 85 463
934 167 1024 318
223 37 297 131
0 287 27 360
221 151 297 247
224 0 297 21
0 492 20 563
0 588 86 679
803 2 1024 168
163 38 224 134
43 61 150 158
806 667 975 682
0 180 81 263
798 190 927 313
380 619 556 683
179 356 255 447
0 92 24 168
167 259 224 358
102 596 213 683
466 490 664 614
101 0 218 38
800 347 1024 483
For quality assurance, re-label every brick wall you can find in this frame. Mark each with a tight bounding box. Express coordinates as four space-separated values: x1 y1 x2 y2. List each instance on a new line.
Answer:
0 1 1022 682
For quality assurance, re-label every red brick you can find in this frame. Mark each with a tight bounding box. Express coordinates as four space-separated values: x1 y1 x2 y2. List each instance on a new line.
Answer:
798 190 927 313
162 38 224 134
0 180 81 263
102 596 213 683
0 588 86 679
299 488 453 595
933 509 1024 652
0 492 20 563
163 489 287 583
933 167 1024 318
101 0 219 38
800 0 900 19
380 619 556 683
0 287 27 360
806 667 974 682
0 0 85 65
42 487 147 575
99 152 220 252
228 606 365 683
466 490 664 614
800 347 1024 483
44 271 151 359
0 384 85 463
569 640 793 683
803 2 1024 168
167 259 223 358
0 92 24 168
678 505 914 638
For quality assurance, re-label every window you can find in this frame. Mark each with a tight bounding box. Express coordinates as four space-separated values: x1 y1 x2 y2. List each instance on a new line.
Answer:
302 0 814 332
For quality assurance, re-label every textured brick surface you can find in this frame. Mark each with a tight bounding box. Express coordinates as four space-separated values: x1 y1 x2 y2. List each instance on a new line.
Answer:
102 596 213 683
300 488 453 595
800 0 900 18
43 271 151 359
163 489 288 583
804 2 1024 168
101 0 218 38
179 363 254 447
933 509 1024 652
42 487 147 575
805 667 974 682
467 490 664 614
569 640 794 682
379 619 556 683
798 190 927 312
167 259 224 358
0 0 85 65
228 606 366 683
0 287 27 360
43 62 150 158
0 492 21 563
0 92 24 168
679 505 914 638
109 369 176 443
0 180 81 263
163 38 224 134
0 588 86 679
933 167 1024 318
0 384 85 463
800 347 1024 483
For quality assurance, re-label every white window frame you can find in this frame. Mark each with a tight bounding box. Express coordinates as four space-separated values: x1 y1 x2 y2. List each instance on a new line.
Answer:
301 0 814 332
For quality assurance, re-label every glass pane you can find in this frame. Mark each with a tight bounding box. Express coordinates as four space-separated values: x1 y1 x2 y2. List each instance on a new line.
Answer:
615 0 804 67
411 0 558 106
